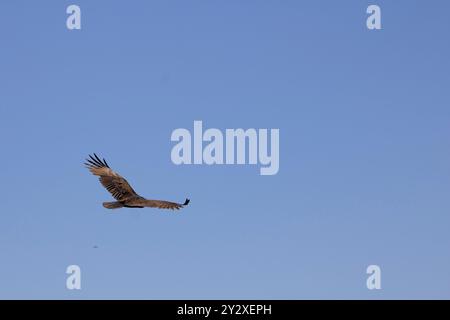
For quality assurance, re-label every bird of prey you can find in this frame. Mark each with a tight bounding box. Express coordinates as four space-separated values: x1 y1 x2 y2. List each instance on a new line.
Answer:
85 153 190 210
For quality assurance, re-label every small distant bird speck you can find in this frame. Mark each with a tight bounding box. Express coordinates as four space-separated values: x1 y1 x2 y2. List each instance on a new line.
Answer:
85 153 190 211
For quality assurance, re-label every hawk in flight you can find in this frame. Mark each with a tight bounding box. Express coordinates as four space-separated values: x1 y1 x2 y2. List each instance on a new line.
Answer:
85 154 190 210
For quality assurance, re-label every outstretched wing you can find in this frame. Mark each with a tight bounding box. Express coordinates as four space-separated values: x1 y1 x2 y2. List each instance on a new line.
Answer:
142 198 190 210
85 153 139 201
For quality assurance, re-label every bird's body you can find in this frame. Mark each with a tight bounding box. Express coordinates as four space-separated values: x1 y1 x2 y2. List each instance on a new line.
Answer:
85 153 190 210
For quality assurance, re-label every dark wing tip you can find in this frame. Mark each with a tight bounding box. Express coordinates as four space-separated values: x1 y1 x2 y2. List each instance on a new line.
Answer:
183 198 190 206
86 153 109 168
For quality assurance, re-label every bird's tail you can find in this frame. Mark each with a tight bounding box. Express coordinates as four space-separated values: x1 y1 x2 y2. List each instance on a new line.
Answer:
103 201 124 209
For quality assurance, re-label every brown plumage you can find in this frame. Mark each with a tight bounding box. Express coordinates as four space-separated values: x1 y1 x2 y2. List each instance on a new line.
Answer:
85 153 190 210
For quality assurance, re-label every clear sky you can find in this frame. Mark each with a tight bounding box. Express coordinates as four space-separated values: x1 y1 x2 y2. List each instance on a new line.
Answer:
0 1 449 299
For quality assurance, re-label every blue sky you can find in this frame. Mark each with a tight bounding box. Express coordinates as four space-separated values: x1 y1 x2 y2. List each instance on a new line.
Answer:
0 1 449 299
